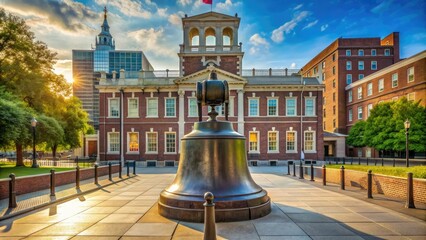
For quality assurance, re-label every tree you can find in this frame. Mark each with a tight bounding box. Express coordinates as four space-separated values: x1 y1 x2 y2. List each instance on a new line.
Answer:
364 102 394 151
36 115 64 160
348 98 426 155
347 120 367 148
61 97 91 149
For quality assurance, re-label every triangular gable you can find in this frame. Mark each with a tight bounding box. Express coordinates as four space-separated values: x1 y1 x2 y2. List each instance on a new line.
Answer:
184 11 239 22
174 66 246 86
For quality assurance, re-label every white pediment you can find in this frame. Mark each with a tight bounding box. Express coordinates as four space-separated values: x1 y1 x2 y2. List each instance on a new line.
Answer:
184 12 239 22
174 66 246 86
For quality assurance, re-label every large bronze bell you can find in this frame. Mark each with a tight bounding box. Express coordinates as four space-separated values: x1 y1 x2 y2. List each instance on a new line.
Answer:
158 71 271 222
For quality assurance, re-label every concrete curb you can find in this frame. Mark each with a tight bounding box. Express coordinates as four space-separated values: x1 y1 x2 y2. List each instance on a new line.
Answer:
0 175 138 221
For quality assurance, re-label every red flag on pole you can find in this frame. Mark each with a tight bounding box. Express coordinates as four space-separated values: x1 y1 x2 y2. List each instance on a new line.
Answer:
202 0 212 4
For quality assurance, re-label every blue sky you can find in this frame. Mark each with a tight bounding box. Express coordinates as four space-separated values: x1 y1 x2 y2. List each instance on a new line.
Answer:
1 0 425 82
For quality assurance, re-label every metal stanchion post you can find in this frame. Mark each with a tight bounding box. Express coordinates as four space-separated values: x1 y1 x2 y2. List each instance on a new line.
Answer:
405 172 415 208
367 170 373 199
374 158 377 166
393 158 396 167
203 192 217 240
76 166 80 189
322 165 326 186
9 174 17 208
133 161 136 175
119 161 122 179
310 163 314 181
358 157 361 165
299 161 304 179
127 161 130 177
287 162 290 175
108 162 112 181
293 162 296 177
94 163 99 185
340 166 345 190
50 169 56 196
366 158 369 166
381 158 384 166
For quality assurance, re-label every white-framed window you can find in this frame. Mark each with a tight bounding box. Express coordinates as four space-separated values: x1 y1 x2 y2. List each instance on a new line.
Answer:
346 61 352 70
384 49 390 56
108 98 119 117
322 61 326 69
165 132 176 153
127 132 139 153
371 61 377 70
358 49 364 56
146 132 158 153
357 149 363 157
407 92 415 101
147 98 158 117
304 131 316 152
358 61 364 70
267 131 278 152
248 98 259 116
359 74 364 80
358 87 363 99
367 104 373 118
348 90 353 102
322 72 326 81
108 132 119 153
358 106 363 119
378 79 384 92
286 98 297 116
367 83 373 96
267 98 278 116
346 74 352 85
371 49 377 56
392 73 398 88
165 98 176 117
305 98 315 116
286 131 297 153
348 108 353 122
249 131 259 153
128 98 139 118
346 50 351 56
407 67 414 82
188 97 198 117
332 66 336 75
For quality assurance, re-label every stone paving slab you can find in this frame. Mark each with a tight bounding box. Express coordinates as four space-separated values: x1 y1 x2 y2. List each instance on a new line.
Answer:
0 167 425 239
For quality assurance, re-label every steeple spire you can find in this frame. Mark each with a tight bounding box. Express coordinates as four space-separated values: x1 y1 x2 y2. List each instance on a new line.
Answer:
96 6 115 50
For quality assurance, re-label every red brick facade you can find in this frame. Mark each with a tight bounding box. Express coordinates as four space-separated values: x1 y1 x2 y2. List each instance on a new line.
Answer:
345 51 426 157
302 33 400 134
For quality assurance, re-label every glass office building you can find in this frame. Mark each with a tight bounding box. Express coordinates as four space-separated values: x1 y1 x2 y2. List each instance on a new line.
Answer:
73 8 152 129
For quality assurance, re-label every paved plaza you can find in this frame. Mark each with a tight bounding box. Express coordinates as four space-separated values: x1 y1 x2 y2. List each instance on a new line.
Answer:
0 167 425 239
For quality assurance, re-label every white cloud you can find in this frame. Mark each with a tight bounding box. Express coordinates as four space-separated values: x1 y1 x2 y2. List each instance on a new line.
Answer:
127 27 177 58
249 33 269 47
157 8 168 17
216 0 241 11
95 0 152 18
53 60 73 83
168 11 185 26
248 33 269 55
302 20 318 30
371 0 393 14
294 4 303 10
178 0 192 6
271 11 309 43
321 24 329 32
290 62 297 68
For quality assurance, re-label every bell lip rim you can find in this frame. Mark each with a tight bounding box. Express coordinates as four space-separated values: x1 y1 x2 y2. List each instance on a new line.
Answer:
160 188 268 200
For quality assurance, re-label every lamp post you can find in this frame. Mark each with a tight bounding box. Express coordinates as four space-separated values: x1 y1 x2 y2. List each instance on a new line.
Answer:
31 117 39 168
404 119 410 168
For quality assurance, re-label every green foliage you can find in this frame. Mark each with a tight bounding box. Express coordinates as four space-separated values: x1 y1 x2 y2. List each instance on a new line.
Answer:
348 98 426 152
0 9 91 162
0 165 73 179
327 164 426 179
347 120 367 147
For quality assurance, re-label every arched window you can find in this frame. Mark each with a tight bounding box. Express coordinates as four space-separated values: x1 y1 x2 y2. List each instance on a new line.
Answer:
189 28 199 46
223 27 233 46
205 27 216 46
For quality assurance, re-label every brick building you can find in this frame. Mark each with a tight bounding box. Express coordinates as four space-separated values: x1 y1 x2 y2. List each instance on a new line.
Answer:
96 12 324 166
345 50 426 157
302 33 400 134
